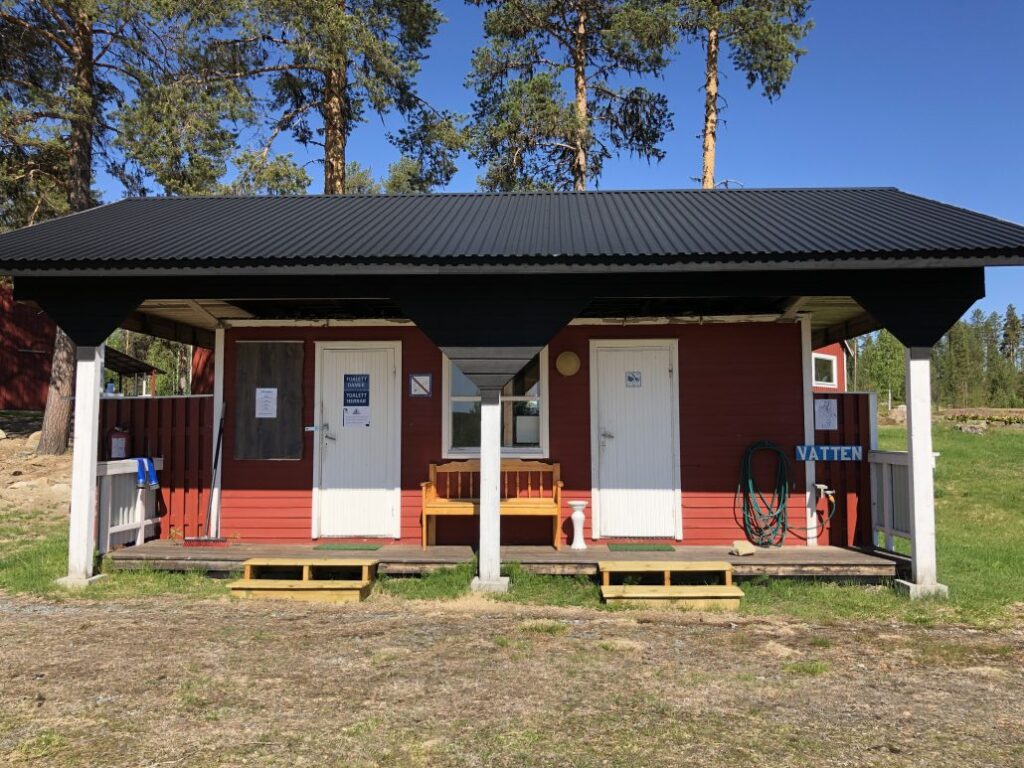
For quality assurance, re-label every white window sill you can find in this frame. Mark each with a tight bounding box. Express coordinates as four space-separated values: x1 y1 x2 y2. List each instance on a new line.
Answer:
444 449 548 460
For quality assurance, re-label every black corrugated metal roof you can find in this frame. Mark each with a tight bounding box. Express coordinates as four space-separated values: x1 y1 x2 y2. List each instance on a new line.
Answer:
2 187 1023 274
104 346 163 376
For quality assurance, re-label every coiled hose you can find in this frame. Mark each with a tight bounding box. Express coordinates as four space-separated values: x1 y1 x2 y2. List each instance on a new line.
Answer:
739 440 836 547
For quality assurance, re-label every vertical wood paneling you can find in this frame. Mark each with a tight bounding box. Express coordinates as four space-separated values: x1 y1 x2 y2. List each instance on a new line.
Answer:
98 396 213 540
812 391 873 548
0 283 55 411
90 325 862 549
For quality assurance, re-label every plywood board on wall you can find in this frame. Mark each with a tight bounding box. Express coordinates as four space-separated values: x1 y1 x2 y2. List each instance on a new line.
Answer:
234 342 303 460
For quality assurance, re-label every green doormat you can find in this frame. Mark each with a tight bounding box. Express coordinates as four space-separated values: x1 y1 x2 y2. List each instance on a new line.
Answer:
606 543 675 552
314 543 383 551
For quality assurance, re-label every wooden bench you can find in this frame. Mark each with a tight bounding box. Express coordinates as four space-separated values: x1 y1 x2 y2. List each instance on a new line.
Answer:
421 460 563 550
598 560 744 608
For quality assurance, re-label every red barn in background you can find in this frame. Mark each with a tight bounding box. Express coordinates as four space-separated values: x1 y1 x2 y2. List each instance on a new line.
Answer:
0 282 54 411
811 341 850 393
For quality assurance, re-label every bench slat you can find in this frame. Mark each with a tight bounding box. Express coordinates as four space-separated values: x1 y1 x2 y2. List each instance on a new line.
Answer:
422 459 562 550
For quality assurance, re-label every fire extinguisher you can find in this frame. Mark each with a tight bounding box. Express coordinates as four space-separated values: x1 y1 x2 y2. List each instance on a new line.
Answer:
108 426 130 460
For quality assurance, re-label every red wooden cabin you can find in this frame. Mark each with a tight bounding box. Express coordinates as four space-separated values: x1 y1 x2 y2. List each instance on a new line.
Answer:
4 188 1022 597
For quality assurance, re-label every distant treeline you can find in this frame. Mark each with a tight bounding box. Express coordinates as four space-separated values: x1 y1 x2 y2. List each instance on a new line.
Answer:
852 305 1024 408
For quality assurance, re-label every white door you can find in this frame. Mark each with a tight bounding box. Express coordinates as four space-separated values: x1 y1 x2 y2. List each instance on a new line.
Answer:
314 343 400 537
591 341 681 539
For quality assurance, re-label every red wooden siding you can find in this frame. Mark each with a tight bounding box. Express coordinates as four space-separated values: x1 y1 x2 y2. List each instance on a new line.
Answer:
218 326 444 543
812 342 847 393
0 283 55 411
190 346 214 395
98 397 213 540
812 391 874 548
548 323 807 546
219 322 808 546
107 322 864 549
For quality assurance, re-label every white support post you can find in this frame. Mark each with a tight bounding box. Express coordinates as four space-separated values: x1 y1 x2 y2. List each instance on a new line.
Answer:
896 346 948 599
209 327 225 538
799 314 818 546
58 344 105 588
472 388 508 592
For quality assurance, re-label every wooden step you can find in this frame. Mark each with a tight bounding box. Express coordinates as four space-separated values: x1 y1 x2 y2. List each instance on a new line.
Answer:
243 558 378 584
598 560 734 588
232 557 379 603
601 584 744 609
597 560 732 574
229 578 373 603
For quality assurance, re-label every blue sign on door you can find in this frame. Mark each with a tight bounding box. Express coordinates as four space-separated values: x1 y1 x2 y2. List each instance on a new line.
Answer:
343 374 370 406
343 374 371 428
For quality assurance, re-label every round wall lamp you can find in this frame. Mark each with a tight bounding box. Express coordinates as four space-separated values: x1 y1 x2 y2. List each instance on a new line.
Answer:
555 350 581 377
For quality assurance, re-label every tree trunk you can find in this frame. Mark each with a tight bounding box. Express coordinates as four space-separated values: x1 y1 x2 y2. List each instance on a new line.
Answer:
571 9 588 191
700 26 719 190
38 13 95 455
322 65 349 195
37 328 77 454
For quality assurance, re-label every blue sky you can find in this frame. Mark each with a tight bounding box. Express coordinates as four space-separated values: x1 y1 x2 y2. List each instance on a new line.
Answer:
99 0 1024 315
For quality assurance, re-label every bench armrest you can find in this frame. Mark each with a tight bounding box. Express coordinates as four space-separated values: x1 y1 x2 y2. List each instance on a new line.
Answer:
421 481 437 503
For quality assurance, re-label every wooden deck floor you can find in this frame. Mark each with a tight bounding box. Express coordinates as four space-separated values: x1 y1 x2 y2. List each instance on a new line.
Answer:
108 541 898 580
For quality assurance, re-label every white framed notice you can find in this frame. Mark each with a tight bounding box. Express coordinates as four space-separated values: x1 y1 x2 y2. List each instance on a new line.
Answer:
814 398 838 431
255 387 278 419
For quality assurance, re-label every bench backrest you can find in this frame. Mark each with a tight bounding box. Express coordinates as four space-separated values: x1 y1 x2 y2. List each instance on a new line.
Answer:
429 460 560 501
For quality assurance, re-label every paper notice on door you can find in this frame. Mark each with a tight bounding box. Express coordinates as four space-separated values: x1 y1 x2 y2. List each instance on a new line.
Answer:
255 387 278 419
814 398 838 431
343 374 371 428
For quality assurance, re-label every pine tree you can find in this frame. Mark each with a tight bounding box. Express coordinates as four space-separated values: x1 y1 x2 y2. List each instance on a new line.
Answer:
940 318 985 407
467 0 677 191
214 0 462 195
860 330 905 405
1002 304 1022 370
675 1 812 188
0 2 295 453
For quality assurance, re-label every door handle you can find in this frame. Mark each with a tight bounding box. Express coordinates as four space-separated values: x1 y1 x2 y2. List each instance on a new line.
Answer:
323 423 336 441
601 430 614 439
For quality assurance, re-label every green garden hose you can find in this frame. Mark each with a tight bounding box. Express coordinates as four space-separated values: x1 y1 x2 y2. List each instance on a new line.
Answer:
739 440 837 547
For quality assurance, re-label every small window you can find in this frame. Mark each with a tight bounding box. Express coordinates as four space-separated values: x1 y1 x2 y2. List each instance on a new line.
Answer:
813 353 838 387
443 349 548 457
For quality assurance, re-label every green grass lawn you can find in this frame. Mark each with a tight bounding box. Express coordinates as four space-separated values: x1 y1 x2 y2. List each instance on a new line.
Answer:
2 421 1022 626
0 531 229 600
740 423 1024 627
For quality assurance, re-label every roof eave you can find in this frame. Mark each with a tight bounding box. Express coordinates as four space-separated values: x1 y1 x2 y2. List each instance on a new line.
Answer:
3 253 1024 278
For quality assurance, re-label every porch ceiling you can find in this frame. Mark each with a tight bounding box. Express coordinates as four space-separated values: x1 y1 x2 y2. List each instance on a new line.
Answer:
128 293 873 350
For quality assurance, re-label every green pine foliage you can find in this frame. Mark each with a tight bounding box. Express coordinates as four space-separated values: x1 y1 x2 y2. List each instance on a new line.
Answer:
220 0 463 194
855 306 1024 408
466 0 677 191
676 0 812 100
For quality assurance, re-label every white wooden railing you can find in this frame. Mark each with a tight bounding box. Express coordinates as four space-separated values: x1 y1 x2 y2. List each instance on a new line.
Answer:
96 458 163 555
868 450 936 554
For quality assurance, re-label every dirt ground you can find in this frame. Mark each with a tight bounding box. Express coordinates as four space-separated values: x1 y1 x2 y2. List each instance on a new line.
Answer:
0 416 72 552
2 595 1023 768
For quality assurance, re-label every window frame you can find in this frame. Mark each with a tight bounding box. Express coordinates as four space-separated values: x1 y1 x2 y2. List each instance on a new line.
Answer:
812 352 839 388
441 347 550 459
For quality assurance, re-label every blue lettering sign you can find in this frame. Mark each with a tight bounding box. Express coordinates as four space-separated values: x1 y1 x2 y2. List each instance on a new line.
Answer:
344 374 370 407
796 445 863 461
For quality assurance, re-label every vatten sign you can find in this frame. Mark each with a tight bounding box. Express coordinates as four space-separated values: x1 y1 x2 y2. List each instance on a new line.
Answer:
796 445 863 462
